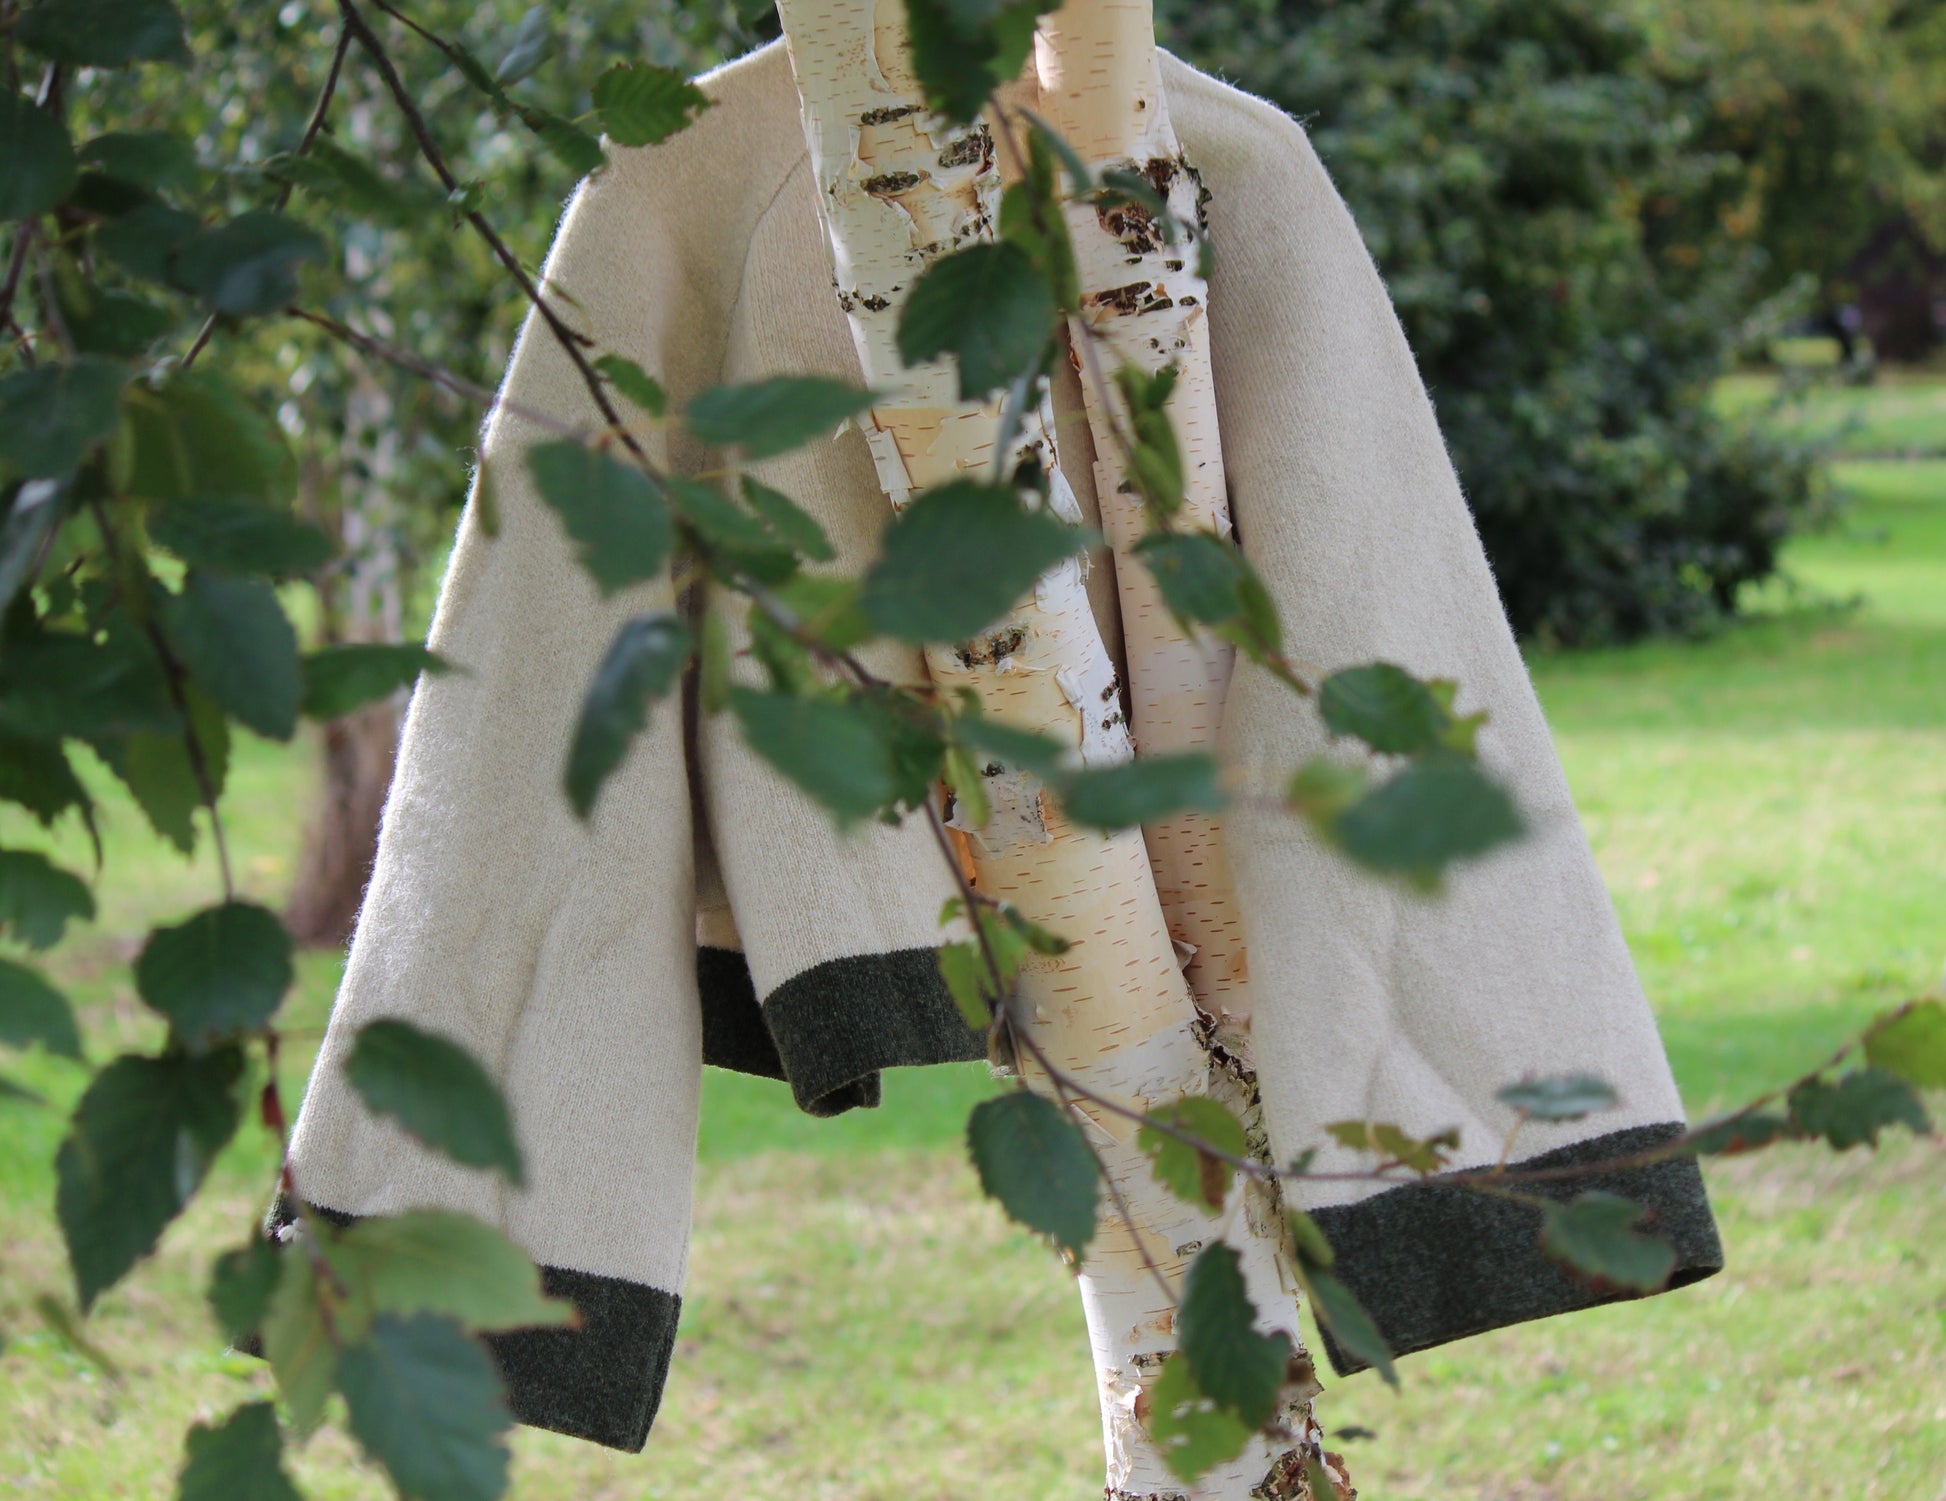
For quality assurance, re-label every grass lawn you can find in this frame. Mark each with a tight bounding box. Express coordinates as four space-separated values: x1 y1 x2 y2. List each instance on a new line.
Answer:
1 380 1942 1499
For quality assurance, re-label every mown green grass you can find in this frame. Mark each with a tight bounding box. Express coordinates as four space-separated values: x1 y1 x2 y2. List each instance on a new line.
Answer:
1 383 1941 1499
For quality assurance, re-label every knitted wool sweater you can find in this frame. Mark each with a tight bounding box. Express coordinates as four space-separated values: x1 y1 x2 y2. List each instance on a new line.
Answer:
269 38 1722 1454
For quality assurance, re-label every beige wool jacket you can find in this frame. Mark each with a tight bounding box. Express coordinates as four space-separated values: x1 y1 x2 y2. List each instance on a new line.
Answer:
271 39 1721 1453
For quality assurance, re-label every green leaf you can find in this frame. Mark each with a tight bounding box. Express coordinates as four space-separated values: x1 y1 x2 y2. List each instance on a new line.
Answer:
3 479 63 609
136 901 293 1048
55 1047 245 1310
94 201 200 285
684 377 879 460
16 0 189 66
1687 1111 1791 1156
956 714 1071 780
1300 1265 1397 1387
1863 999 1946 1089
300 642 447 722
338 1313 512 1501
942 741 991 830
665 477 797 582
897 243 1055 399
162 569 304 740
966 1090 1098 1257
861 480 1084 643
260 1239 333 1434
1787 1067 1931 1150
1059 753 1223 832
120 370 296 504
177 1401 300 1501
0 1072 46 1104
565 614 691 818
1138 1096 1248 1210
328 1210 573 1335
61 287 175 357
171 212 326 318
77 130 199 193
208 1237 281 1344
741 476 835 562
0 849 95 950
0 359 129 478
110 703 229 853
1286 756 1368 821
593 353 666 416
1319 664 1454 755
593 62 712 147
0 94 78 221
904 0 1044 123
0 956 83 1059
516 104 606 177
345 1020 524 1184
526 440 673 596
1135 531 1282 653
0 730 90 829
1496 1073 1618 1122
938 940 992 1029
493 5 550 83
149 495 334 577
1540 1192 1678 1292
0 620 174 743
1321 1119 1460 1174
728 687 895 824
1146 1352 1254 1483
1178 1241 1292 1426
1331 751 1524 885
271 139 439 228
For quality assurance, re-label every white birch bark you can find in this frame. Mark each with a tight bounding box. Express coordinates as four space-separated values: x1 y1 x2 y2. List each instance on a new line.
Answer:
774 5 1331 1494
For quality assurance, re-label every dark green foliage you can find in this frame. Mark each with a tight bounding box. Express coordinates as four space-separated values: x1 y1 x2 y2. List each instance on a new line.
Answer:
1786 1067 1931 1150
861 480 1084 643
966 1090 1099 1257
208 1238 282 1343
344 1020 525 1184
1540 1191 1678 1291
1300 1263 1397 1387
903 0 1045 123
741 476 835 562
1138 1095 1248 1210
1160 0 1826 643
1328 751 1524 884
0 94 78 222
16 0 190 67
147 495 335 578
176 1402 301 1501
0 850 96 951
56 1047 245 1310
526 440 674 595
1319 664 1453 755
0 957 84 1059
1058 754 1224 832
1136 531 1280 655
1147 1353 1253 1481
135 901 294 1049
592 62 712 146
896 243 1055 399
1863 998 1946 1089
299 643 446 721
161 570 305 740
565 614 691 817
684 377 879 459
1178 1242 1293 1425
0 359 129 478
337 1312 512 1501
593 354 666 416
728 687 900 824
170 212 327 318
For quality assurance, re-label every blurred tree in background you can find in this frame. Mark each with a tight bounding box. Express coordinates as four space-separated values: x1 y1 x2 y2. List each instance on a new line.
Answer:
1161 0 1836 645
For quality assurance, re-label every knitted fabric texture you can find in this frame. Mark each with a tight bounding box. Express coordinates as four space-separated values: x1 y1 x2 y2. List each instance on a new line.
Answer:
264 39 1721 1452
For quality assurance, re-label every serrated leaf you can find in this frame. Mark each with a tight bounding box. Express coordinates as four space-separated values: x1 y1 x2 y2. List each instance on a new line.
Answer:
526 440 673 596
329 1210 573 1335
161 569 304 740
741 476 834 562
1540 1192 1677 1292
208 1236 281 1344
1496 1073 1618 1123
0 358 130 478
665 477 796 582
345 1020 524 1184
1146 1351 1254 1482
0 731 91 830
593 62 712 147
16 0 188 66
684 377 879 460
0 955 83 1059
1863 999 1946 1089
177 1401 300 1501
1138 1096 1247 1210
593 353 666 416
149 495 333 577
525 108 606 177
1331 751 1523 885
0 94 78 221
1787 1067 1931 1150
111 698 230 853
966 1090 1098 1257
338 1313 512 1501
1300 1265 1396 1387
728 686 895 824
135 901 292 1048
565 614 690 818
300 642 446 722
897 243 1054 399
1319 663 1454 754
56 1047 244 1309
0 849 95 950
861 480 1083 643
171 212 326 319
1135 531 1281 653
904 0 1043 123
1059 754 1223 832
1178 1242 1292 1426
120 370 296 504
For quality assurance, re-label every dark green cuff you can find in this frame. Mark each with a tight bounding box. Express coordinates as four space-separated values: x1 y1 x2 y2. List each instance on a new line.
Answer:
696 945 985 1118
1307 1121 1724 1376
247 1196 680 1453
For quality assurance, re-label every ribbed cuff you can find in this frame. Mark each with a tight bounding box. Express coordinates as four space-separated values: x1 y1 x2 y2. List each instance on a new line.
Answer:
695 945 986 1118
1307 1121 1724 1376
246 1196 681 1453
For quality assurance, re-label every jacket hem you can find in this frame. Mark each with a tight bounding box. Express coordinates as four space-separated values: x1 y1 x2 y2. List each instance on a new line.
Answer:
1308 1120 1724 1376
243 1196 680 1454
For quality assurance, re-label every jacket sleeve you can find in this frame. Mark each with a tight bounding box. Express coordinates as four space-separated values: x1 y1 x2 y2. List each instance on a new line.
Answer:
1165 55 1723 1374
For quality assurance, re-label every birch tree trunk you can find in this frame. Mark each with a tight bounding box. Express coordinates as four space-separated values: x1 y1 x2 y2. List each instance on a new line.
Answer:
775 5 1331 1494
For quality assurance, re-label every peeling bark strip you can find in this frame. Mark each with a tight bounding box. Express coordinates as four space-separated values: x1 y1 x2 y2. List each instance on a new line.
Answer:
776 2 1327 1495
